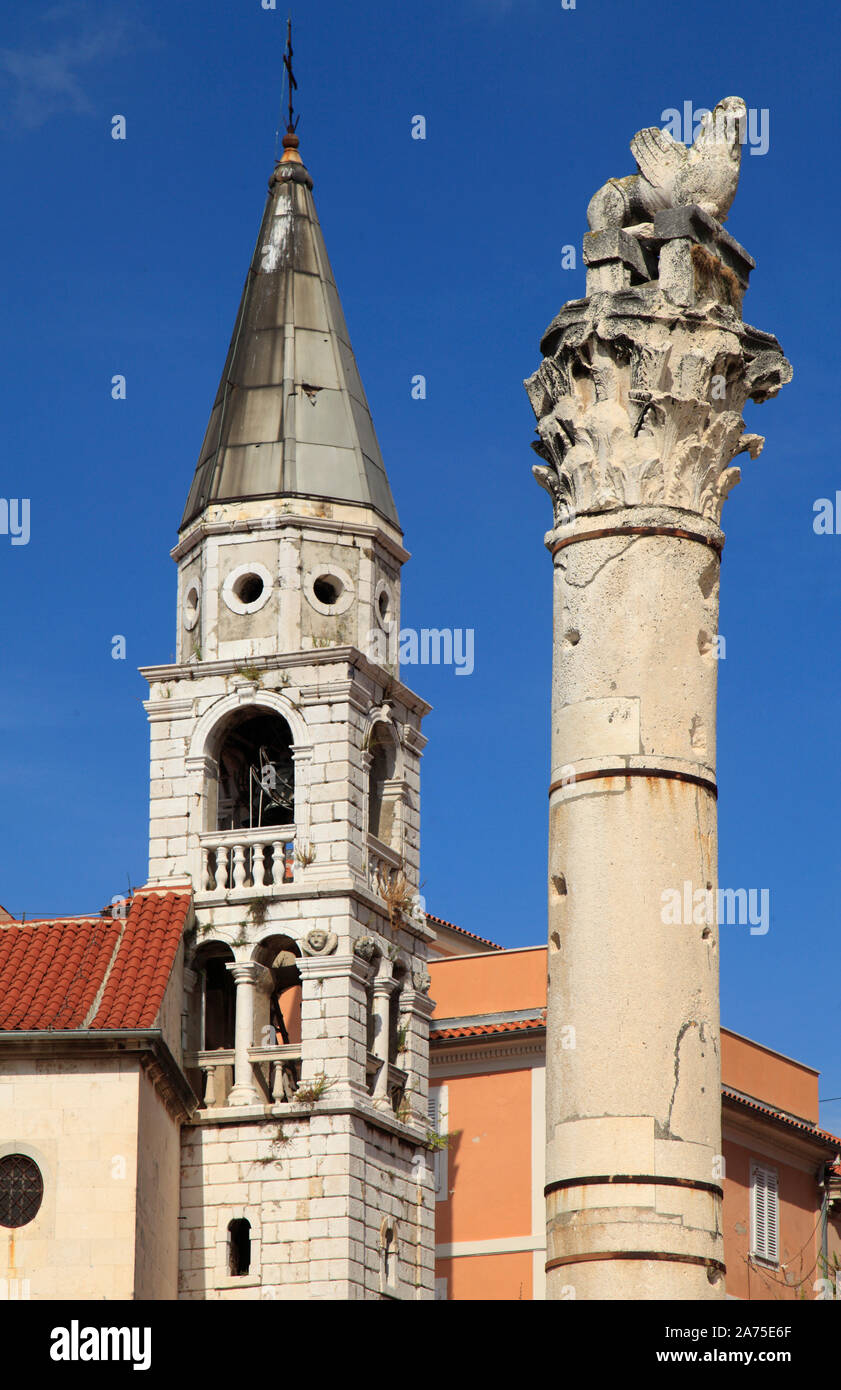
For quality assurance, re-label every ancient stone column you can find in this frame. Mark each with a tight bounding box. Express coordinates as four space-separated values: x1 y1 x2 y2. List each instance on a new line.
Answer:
526 133 791 1298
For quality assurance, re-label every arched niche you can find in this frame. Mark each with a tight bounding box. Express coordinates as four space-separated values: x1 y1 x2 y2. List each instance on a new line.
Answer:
367 720 401 848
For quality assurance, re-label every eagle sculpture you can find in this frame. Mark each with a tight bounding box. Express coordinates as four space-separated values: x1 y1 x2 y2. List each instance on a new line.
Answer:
587 96 746 231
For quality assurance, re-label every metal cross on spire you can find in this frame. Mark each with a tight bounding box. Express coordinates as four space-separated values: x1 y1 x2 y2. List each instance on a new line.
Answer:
283 18 299 133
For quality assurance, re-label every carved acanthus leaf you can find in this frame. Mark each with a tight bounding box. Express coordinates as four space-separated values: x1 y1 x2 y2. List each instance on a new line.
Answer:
525 296 791 525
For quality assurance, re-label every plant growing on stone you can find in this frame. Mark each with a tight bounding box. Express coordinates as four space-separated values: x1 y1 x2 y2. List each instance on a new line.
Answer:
295 840 317 868
294 1073 331 1105
426 1129 459 1152
256 1123 293 1166
375 866 415 930
234 663 263 684
248 898 269 927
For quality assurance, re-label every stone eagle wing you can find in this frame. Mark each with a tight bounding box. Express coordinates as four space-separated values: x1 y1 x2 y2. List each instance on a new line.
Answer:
630 126 687 191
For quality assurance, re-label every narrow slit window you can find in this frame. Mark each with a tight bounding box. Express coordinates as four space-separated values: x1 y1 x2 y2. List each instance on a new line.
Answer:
228 1218 251 1276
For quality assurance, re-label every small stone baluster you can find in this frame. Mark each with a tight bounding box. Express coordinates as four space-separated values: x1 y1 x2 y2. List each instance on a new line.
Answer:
233 843 247 888
202 1064 217 1108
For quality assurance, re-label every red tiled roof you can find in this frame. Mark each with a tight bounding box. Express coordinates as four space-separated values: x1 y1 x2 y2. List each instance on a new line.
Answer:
722 1087 841 1153
93 892 191 1028
431 1016 545 1041
426 912 504 951
0 890 191 1032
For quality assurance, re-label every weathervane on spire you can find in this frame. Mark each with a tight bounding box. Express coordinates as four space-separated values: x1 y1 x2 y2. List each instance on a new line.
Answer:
283 17 299 133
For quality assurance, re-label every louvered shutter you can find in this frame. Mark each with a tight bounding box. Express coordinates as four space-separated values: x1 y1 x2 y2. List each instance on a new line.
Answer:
751 1163 779 1263
425 1084 444 1195
428 1090 442 1196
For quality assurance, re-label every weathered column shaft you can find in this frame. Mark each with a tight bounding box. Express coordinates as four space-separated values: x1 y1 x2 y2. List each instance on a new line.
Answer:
525 150 791 1299
546 509 724 1299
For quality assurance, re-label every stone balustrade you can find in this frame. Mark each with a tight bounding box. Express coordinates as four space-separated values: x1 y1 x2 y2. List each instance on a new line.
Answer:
189 1045 302 1108
199 826 296 896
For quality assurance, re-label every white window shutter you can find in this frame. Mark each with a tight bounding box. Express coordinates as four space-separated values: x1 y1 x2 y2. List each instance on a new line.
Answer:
428 1087 448 1201
427 1090 439 1130
751 1162 779 1264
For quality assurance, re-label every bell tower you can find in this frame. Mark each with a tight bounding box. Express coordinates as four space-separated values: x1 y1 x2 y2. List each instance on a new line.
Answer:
141 123 436 1300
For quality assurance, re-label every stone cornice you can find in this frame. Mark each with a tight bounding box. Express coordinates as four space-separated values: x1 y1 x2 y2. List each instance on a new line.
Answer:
139 647 431 718
0 1029 198 1123
172 512 410 567
186 1097 430 1150
431 1036 545 1067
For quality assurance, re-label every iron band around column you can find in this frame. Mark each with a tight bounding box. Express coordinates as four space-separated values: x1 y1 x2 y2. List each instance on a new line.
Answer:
545 1174 723 1199
548 766 718 799
545 1251 727 1276
551 524 724 557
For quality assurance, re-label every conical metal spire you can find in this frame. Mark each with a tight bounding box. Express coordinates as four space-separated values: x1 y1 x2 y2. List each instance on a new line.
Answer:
181 134 398 531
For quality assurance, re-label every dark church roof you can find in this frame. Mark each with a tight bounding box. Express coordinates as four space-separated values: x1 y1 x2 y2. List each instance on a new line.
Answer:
181 134 398 531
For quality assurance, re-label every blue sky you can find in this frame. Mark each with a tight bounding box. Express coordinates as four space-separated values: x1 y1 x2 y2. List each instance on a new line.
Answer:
1 0 839 1125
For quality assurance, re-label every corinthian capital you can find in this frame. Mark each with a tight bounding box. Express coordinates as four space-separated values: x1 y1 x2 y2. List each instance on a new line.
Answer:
525 217 791 529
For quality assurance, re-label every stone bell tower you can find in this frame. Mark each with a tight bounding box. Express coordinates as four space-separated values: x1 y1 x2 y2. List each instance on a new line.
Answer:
141 127 436 1300
525 99 791 1300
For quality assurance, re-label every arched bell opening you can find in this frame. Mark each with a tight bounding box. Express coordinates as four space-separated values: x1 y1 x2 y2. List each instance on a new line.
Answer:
211 710 295 832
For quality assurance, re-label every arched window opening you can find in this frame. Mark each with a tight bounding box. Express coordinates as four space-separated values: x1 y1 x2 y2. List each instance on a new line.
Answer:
368 725 397 845
254 936 303 1047
202 952 236 1050
228 1219 251 1276
216 712 294 831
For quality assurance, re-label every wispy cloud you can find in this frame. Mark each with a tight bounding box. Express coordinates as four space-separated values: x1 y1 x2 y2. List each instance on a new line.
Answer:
0 4 148 131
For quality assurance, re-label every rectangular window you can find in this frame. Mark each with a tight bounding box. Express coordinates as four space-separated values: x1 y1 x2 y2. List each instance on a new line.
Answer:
750 1161 779 1265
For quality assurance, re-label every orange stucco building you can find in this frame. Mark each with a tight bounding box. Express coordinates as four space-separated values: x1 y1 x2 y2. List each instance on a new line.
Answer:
426 916 841 1301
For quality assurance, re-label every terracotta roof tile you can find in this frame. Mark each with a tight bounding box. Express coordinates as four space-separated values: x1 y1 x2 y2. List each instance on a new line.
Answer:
0 890 191 1032
0 919 118 1029
93 892 191 1028
722 1087 841 1153
431 1017 545 1041
426 912 504 951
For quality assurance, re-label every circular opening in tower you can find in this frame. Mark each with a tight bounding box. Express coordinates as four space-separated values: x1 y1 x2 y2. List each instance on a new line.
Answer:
378 590 390 620
183 583 200 630
313 575 341 606
233 572 265 606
